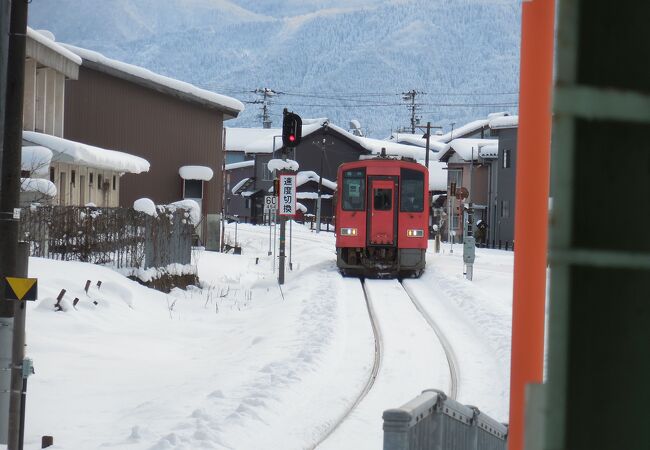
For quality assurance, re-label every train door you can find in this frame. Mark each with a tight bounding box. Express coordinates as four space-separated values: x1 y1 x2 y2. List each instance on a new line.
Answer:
368 177 396 245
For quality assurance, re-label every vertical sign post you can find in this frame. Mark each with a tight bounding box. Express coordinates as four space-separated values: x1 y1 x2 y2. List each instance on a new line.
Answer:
278 173 296 285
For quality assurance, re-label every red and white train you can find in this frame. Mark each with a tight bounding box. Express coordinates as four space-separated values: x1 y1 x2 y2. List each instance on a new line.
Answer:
335 156 429 277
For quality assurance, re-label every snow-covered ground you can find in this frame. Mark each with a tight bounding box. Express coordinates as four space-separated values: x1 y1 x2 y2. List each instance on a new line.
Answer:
21 223 513 449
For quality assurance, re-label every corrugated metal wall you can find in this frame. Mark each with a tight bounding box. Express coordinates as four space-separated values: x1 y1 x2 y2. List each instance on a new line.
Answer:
64 66 224 215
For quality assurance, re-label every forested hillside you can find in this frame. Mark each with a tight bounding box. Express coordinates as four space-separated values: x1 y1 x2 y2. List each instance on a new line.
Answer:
29 0 521 137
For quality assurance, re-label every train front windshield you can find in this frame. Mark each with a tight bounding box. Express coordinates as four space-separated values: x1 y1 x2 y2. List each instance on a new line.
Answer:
400 168 425 212
342 169 366 211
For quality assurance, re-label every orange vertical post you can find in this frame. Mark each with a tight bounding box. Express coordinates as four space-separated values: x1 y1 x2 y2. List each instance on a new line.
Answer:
508 1 555 450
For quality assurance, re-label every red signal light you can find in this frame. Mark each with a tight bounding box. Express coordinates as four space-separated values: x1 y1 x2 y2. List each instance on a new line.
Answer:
289 135 296 142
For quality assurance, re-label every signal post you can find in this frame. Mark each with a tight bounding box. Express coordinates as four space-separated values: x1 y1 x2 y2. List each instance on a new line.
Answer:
278 109 302 285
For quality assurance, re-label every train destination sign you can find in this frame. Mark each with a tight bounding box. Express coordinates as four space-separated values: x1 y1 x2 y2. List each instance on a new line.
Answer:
278 174 297 217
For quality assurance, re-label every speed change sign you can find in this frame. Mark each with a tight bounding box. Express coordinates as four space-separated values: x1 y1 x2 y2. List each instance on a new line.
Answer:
264 195 277 212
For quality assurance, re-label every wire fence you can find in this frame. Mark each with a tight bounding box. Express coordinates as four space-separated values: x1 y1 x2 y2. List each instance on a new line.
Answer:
19 206 193 269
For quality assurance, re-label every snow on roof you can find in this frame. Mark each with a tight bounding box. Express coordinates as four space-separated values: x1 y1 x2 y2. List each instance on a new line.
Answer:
489 115 518 129
225 128 281 152
27 28 82 66
487 111 510 119
23 131 150 174
231 177 251 195
21 146 53 177
63 44 244 116
224 160 255 171
238 120 328 154
479 144 499 158
179 165 214 181
448 139 499 161
432 119 490 143
296 202 308 213
268 159 299 172
21 178 57 197
422 160 449 192
296 171 337 191
387 133 450 153
296 192 333 200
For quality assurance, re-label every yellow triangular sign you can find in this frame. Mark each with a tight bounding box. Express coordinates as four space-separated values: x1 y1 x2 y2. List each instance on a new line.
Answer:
6 277 37 301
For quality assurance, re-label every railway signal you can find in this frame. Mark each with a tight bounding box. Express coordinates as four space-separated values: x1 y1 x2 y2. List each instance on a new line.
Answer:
282 109 302 147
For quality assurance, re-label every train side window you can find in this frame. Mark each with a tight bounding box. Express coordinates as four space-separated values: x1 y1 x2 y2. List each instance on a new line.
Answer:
374 189 392 211
342 169 365 211
400 169 424 212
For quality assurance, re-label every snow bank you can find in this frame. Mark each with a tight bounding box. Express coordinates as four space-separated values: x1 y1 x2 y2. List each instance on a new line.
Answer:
20 178 57 197
21 146 53 177
23 131 150 174
133 198 157 217
28 27 82 65
268 159 299 172
119 263 197 283
63 44 244 114
179 165 214 181
296 171 337 190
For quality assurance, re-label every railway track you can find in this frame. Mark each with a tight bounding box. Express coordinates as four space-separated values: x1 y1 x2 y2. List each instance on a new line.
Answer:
400 280 460 400
313 277 460 448
309 278 382 449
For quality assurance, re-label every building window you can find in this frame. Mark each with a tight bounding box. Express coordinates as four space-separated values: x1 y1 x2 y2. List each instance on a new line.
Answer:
89 172 93 185
71 170 76 186
97 174 102 189
448 169 463 192
245 198 251 209
263 163 275 181
503 149 511 169
113 175 117 190
501 200 510 218
184 179 203 199
50 167 55 182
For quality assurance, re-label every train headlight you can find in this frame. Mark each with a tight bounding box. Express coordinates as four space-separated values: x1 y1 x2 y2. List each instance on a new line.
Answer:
340 227 358 236
407 229 424 237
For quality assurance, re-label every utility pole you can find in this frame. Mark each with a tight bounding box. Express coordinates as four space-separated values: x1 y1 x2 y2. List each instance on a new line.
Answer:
1 1 30 448
253 88 277 129
401 89 422 134
414 122 442 169
0 1 12 443
313 133 334 234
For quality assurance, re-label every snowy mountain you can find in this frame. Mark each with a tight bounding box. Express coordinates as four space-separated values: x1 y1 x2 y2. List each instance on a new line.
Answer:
28 0 521 137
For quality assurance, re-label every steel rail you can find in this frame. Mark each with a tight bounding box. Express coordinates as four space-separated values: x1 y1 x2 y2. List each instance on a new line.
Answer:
400 281 460 400
310 278 382 449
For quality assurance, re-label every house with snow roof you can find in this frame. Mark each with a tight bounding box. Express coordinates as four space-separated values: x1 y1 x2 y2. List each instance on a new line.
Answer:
57 38 244 248
225 119 442 223
20 29 149 207
436 114 519 244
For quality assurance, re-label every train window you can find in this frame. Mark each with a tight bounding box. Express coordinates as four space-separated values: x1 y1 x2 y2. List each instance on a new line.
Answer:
400 169 424 212
374 189 392 211
342 169 365 211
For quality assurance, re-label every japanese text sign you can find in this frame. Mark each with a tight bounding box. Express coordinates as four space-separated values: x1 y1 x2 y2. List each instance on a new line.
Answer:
278 174 297 217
